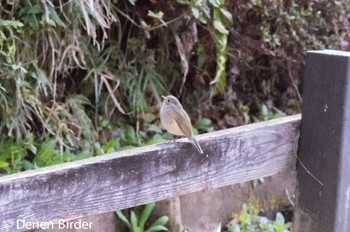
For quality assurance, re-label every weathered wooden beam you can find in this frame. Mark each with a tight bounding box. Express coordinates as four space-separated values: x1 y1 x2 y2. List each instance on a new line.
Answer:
0 115 300 231
294 50 350 232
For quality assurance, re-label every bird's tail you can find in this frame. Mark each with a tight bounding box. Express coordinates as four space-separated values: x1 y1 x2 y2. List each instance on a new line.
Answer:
190 136 203 154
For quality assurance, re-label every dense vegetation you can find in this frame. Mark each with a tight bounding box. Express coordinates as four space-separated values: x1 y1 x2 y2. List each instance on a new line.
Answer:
0 0 349 174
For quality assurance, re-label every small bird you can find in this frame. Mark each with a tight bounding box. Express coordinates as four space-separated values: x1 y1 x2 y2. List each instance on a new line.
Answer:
160 95 203 154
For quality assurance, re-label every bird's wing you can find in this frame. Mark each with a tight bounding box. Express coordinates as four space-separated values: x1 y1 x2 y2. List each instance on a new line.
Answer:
172 108 193 138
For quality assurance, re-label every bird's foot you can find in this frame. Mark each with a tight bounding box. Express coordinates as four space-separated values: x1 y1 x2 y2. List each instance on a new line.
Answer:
166 136 179 143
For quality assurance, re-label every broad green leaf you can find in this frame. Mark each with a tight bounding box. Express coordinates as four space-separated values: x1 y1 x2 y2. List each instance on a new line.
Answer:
147 134 166 145
0 161 9 168
23 160 35 171
275 212 285 225
195 118 212 129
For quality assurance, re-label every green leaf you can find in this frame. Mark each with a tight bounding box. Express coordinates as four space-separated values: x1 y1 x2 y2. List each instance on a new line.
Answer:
141 20 151 30
147 134 166 145
0 161 9 168
227 224 240 232
259 216 270 229
213 20 229 34
220 8 233 24
143 113 156 123
260 104 269 120
192 127 199 135
116 211 131 228
140 202 156 229
148 124 162 134
94 142 104 155
209 0 222 7
145 225 168 232
118 145 136 151
275 212 285 225
44 18 57 27
0 19 24 28
74 151 93 161
126 125 138 145
27 3 44 14
101 119 109 128
275 222 291 232
26 143 37 155
128 0 137 5
33 140 56 167
240 204 250 224
130 211 139 231
148 216 169 229
195 118 212 129
48 5 66 28
147 10 164 20
102 138 118 153
23 160 35 171
240 212 250 223
210 3 230 96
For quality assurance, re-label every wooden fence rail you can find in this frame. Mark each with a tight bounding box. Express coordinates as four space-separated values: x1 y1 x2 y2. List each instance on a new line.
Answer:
1 50 349 232
0 115 300 231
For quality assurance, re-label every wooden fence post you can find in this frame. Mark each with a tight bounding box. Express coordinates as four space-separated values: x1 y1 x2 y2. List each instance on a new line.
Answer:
294 50 350 231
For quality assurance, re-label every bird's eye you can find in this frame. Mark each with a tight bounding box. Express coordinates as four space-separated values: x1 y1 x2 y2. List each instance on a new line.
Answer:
167 99 170 103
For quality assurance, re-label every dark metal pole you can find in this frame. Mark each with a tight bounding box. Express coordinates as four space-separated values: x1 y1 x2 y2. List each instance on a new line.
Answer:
294 50 350 231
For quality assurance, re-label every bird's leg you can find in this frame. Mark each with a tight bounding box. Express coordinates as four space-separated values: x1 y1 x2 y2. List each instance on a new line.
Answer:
172 136 179 143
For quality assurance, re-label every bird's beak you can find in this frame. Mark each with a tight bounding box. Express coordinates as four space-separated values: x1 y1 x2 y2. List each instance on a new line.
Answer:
161 96 166 100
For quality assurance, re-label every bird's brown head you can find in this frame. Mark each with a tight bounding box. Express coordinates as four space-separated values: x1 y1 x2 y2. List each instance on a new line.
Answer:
161 95 182 108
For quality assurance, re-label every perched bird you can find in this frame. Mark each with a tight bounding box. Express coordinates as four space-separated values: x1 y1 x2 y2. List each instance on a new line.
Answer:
160 95 203 154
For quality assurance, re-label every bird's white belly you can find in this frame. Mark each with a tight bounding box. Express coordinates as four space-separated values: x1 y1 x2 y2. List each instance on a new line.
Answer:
161 114 184 136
